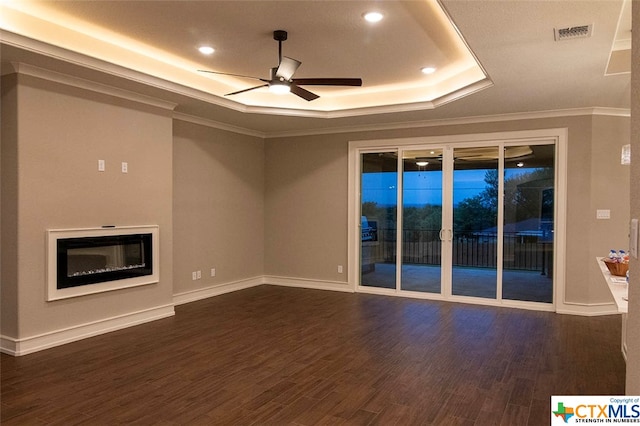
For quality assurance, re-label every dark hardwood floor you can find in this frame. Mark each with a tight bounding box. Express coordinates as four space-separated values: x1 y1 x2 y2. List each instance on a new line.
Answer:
1 285 625 425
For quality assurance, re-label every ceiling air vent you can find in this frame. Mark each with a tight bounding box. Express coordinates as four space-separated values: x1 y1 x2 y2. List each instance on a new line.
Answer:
554 25 592 41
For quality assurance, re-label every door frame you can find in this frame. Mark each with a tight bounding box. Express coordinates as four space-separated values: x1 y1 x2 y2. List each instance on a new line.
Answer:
348 128 568 312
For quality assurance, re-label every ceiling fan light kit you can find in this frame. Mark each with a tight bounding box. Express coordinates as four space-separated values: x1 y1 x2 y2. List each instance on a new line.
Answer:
269 80 291 95
199 30 362 101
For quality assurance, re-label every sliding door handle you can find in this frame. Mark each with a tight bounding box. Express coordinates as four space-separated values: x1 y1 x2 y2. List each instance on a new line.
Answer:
439 229 453 241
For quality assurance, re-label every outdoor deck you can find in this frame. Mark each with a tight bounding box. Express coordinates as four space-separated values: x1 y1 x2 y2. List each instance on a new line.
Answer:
362 263 553 303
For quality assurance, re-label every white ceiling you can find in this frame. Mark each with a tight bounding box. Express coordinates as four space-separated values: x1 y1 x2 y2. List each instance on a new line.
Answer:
0 0 631 136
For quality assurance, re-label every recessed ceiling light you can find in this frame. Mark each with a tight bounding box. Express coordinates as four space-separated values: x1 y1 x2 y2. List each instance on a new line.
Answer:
363 11 384 23
198 46 215 55
421 67 436 75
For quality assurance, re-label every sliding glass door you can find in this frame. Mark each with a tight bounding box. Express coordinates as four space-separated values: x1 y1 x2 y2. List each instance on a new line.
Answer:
358 141 556 308
502 144 555 303
451 147 499 299
360 152 397 289
401 149 444 294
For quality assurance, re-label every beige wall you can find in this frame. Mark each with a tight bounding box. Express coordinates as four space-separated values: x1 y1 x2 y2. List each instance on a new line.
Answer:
265 115 630 308
0 58 632 355
1 73 174 339
626 0 639 394
590 115 631 302
1 74 19 338
172 120 264 296
264 134 349 282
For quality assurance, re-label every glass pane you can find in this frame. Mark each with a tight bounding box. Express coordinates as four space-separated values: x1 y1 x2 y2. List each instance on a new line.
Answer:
502 144 555 303
401 149 443 293
360 152 397 289
452 147 498 299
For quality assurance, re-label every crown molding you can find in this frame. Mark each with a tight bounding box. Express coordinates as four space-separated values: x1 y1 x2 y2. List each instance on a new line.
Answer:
177 106 630 139
1 30 244 110
10 62 178 111
2 32 630 139
1 30 495 120
264 107 631 138
173 112 266 139
233 78 495 120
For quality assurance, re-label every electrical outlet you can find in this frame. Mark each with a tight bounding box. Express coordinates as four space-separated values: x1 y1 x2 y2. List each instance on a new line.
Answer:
98 159 105 172
337 265 343 274
196 270 202 279
121 162 128 173
192 271 197 281
211 268 216 277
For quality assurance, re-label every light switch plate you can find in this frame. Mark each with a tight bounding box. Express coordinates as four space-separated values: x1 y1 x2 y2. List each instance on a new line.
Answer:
596 209 610 219
622 144 631 165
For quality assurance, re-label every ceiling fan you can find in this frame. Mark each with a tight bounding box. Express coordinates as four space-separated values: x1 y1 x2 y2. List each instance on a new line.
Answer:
198 30 362 101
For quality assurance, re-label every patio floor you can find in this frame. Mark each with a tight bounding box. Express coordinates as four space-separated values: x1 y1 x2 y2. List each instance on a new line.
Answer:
362 263 553 303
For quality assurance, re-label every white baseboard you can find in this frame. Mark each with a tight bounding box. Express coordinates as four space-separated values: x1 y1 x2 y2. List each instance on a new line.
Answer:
264 275 354 293
556 301 620 316
173 276 264 305
1 276 618 357
0 304 175 356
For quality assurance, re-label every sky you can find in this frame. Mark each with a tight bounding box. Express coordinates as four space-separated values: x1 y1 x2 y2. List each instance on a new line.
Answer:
362 169 491 206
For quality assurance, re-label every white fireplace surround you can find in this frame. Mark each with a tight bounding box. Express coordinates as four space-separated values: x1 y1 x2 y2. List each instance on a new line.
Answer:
47 225 159 301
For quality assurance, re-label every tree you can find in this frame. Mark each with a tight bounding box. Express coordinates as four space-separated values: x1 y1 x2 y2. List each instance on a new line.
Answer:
453 167 554 235
362 167 553 238
454 195 496 236
503 168 554 223
403 205 442 231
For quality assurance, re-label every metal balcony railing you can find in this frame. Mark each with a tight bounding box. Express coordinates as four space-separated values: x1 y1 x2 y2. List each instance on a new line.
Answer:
364 228 551 272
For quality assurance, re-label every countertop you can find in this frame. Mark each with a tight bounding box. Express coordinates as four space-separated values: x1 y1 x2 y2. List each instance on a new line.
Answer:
597 257 628 313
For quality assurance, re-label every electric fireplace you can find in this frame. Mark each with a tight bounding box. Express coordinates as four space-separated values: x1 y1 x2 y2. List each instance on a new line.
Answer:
47 226 159 301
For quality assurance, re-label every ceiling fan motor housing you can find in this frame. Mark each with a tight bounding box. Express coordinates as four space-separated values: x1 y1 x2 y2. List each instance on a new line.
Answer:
270 67 287 82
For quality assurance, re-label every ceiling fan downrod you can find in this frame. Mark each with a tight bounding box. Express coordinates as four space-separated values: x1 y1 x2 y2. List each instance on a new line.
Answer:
273 30 287 65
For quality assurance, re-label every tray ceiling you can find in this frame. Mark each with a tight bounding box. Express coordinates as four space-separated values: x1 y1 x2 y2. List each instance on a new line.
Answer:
0 0 631 134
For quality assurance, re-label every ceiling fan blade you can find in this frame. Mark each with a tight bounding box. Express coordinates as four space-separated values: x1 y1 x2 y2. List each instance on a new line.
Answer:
290 84 319 101
198 70 268 82
292 78 362 86
275 57 301 81
225 84 268 96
